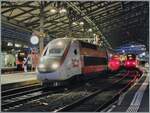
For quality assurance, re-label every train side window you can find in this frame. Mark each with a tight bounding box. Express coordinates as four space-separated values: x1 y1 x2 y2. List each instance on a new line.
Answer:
80 41 97 50
74 49 77 55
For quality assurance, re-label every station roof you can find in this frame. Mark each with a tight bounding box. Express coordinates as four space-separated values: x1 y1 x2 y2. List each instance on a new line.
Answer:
1 1 149 48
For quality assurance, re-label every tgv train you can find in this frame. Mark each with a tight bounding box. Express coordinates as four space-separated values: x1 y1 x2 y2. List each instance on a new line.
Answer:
37 38 111 87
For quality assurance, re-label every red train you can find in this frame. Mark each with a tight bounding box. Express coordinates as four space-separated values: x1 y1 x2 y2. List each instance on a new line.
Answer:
124 54 139 69
108 55 121 71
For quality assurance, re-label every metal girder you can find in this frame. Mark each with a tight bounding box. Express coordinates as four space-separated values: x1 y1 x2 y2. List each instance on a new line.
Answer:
31 15 67 28
97 5 147 29
2 4 39 9
90 3 122 21
94 2 147 25
66 1 112 48
78 1 105 12
2 15 32 32
25 13 63 27
9 8 37 20
19 2 52 23
48 24 68 31
103 18 144 35
1 1 33 13
32 19 68 30
71 2 118 22
43 18 68 28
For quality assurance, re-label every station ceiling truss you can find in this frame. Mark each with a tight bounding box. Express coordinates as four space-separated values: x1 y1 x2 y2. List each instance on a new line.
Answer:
1 1 149 48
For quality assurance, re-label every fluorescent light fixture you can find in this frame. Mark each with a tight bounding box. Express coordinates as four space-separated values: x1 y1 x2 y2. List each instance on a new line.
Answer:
72 22 77 26
30 35 39 45
122 50 125 53
88 28 92 32
59 8 67 13
79 21 84 25
81 28 84 31
51 63 59 69
57 41 63 46
7 42 13 46
15 43 21 47
50 8 57 13
93 33 96 36
24 45 28 48
142 52 146 56
141 48 146 50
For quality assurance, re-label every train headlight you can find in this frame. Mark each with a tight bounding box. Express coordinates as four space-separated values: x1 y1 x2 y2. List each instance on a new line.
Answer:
51 63 60 69
38 64 45 69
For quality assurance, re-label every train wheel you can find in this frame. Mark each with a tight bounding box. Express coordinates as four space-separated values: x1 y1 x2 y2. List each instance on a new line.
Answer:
42 82 53 90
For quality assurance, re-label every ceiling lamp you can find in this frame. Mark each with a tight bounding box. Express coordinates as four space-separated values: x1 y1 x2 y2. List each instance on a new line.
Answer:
7 42 13 46
122 50 125 53
59 8 67 14
88 28 92 32
72 22 77 26
15 43 21 48
79 21 84 25
24 45 28 48
93 33 96 36
50 8 57 13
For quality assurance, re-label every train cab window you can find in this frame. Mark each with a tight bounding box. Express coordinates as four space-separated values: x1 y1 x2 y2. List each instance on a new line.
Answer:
126 54 136 60
49 48 63 54
74 49 77 55
44 38 71 56
80 41 97 50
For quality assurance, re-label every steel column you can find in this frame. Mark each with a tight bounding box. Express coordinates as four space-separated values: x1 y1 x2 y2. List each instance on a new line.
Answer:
39 1 44 54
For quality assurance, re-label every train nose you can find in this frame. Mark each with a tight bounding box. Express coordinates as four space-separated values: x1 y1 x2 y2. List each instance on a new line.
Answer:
38 57 61 72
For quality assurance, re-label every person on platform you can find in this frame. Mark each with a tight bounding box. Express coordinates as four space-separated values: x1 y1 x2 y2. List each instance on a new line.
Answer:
27 53 32 71
16 52 23 71
23 53 29 72
31 49 39 71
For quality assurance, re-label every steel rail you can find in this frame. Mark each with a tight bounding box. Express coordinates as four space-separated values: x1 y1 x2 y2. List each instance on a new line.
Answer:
2 83 41 96
2 87 42 100
1 87 65 110
95 76 137 112
53 71 130 112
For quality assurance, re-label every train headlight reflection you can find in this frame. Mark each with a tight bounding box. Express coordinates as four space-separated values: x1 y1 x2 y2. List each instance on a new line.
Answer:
38 64 45 69
57 41 63 46
51 63 60 69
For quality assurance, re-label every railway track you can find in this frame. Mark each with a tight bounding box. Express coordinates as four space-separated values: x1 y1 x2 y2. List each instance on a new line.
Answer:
1 85 66 110
1 80 40 91
54 71 139 112
2 83 41 98
2 70 140 112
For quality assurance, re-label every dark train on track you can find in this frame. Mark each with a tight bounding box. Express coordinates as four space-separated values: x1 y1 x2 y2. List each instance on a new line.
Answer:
37 38 114 87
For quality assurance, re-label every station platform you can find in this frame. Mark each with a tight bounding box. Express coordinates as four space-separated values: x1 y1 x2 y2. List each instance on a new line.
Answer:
107 68 149 112
1 72 38 85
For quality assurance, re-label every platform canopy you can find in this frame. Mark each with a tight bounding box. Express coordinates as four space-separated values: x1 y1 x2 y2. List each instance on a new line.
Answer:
1 1 149 48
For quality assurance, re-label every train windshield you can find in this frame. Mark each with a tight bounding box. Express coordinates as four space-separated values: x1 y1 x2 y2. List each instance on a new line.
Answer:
126 54 136 60
44 38 71 56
